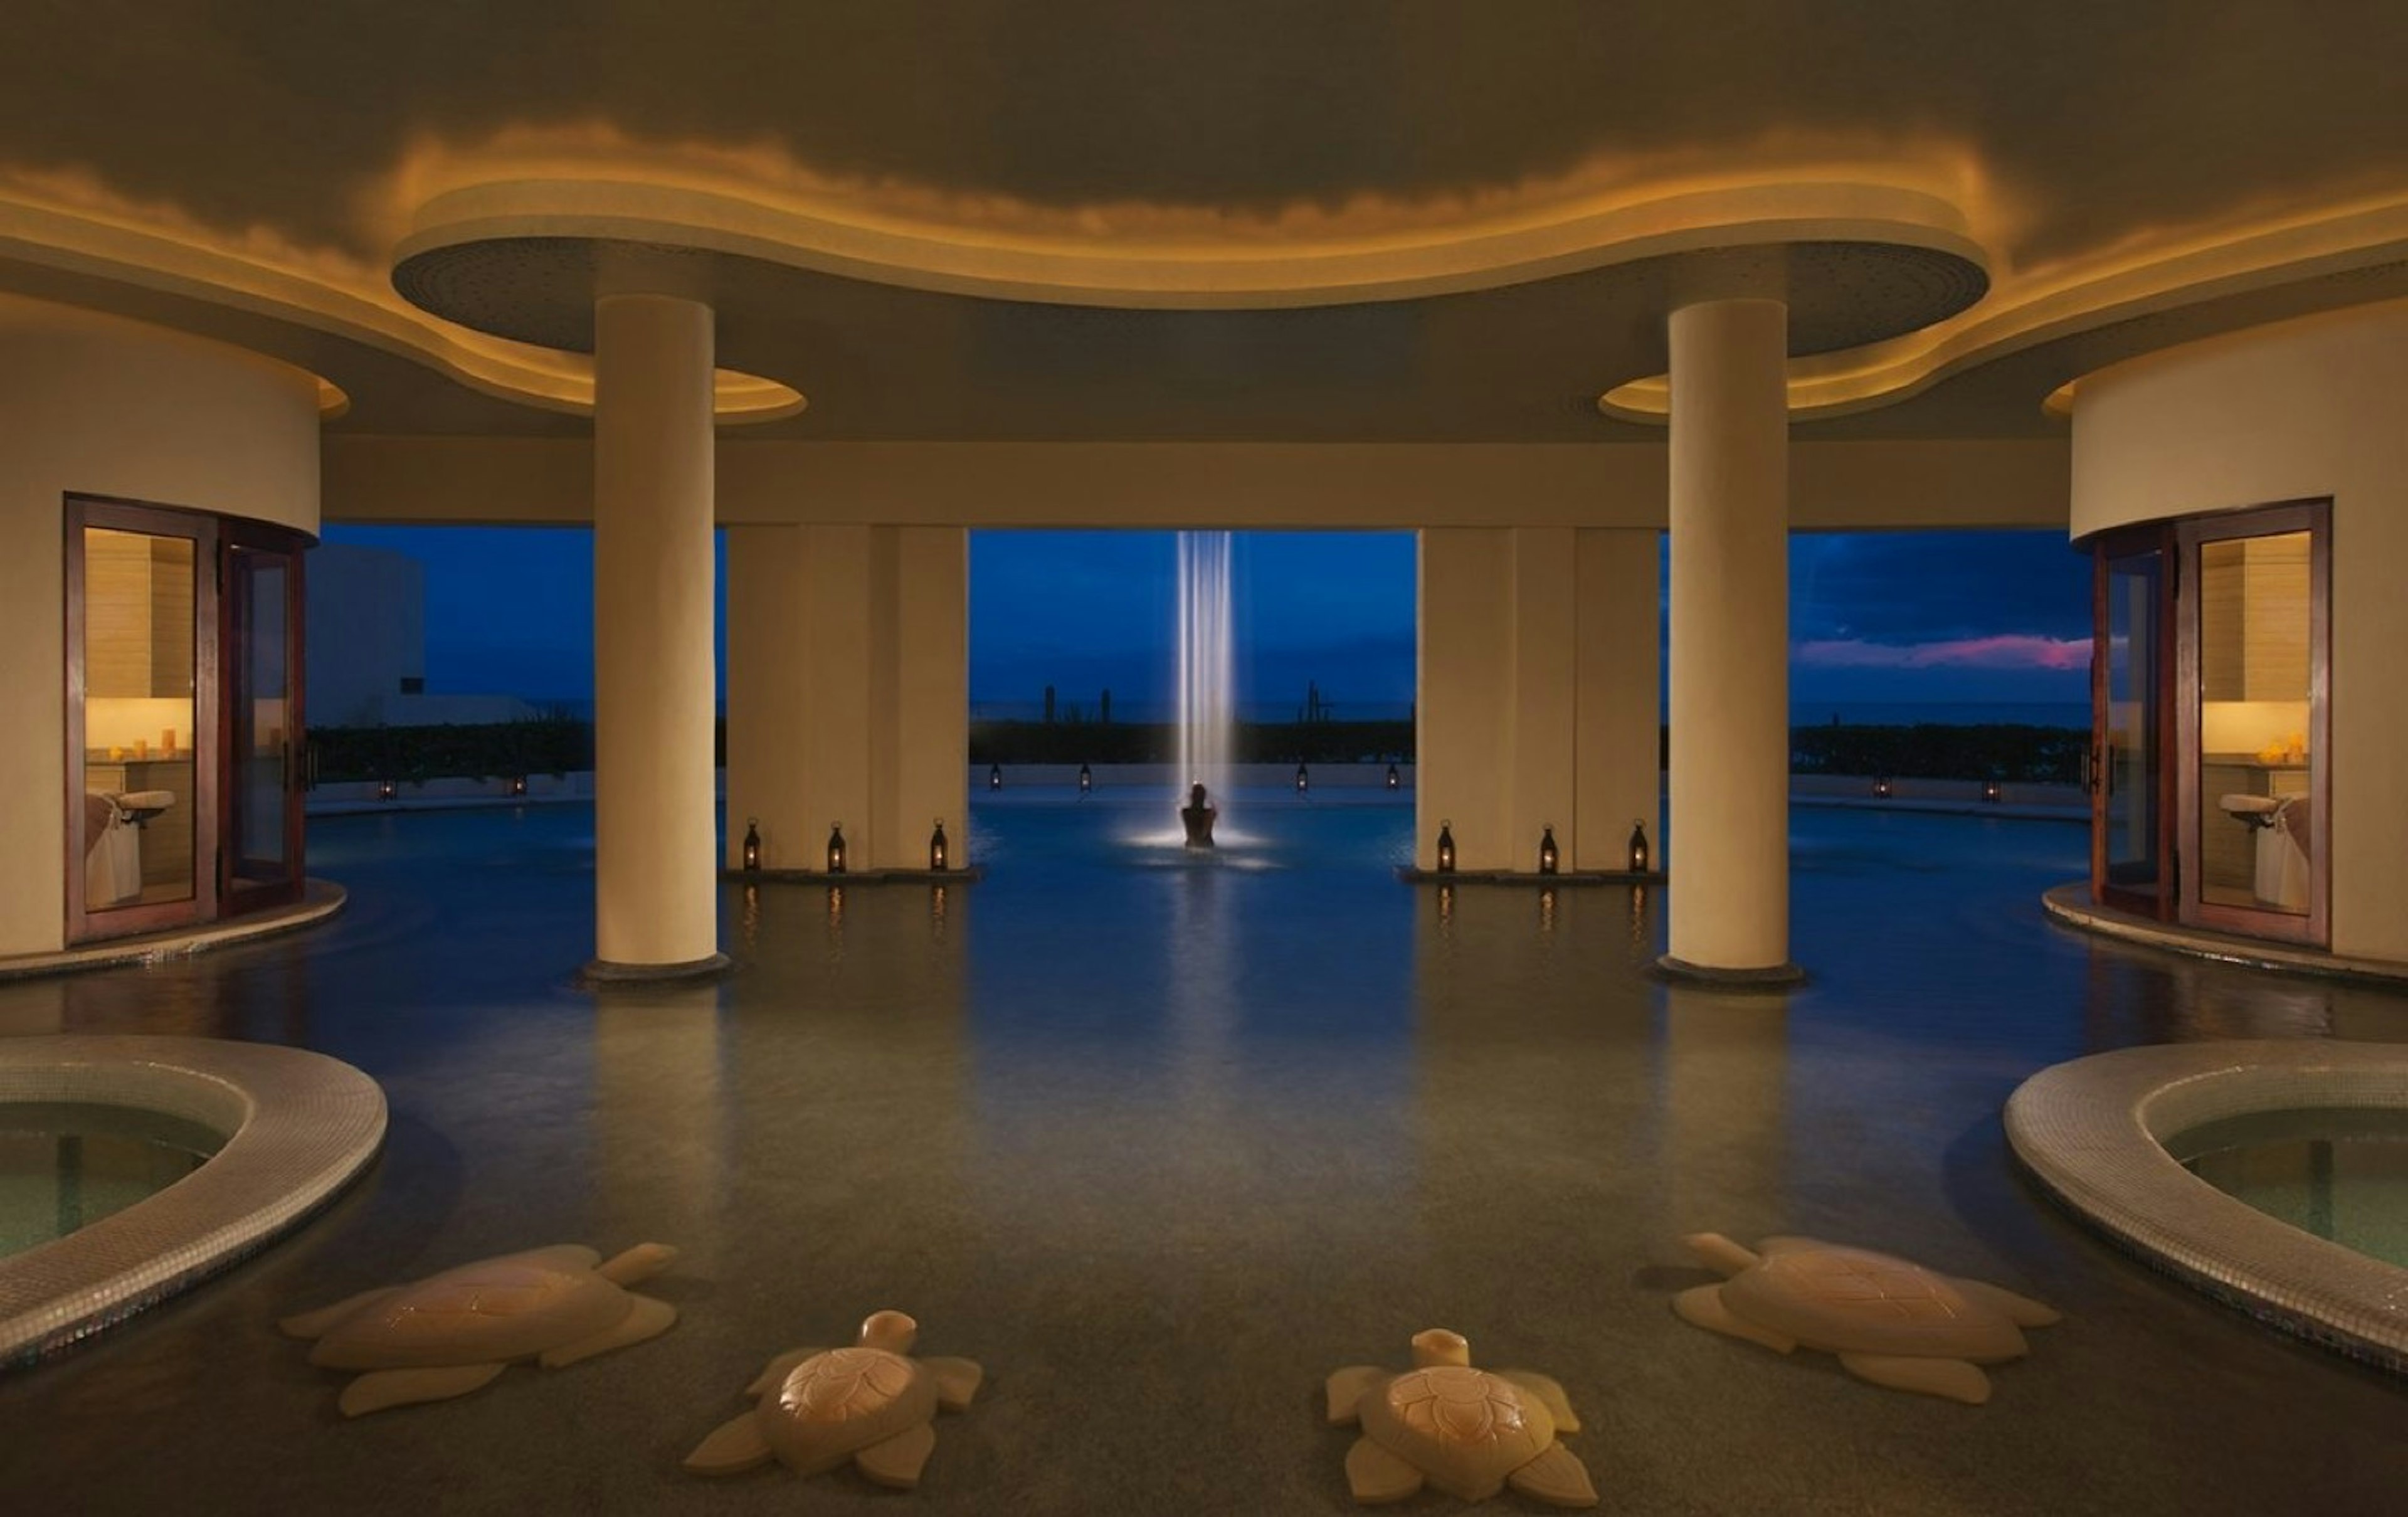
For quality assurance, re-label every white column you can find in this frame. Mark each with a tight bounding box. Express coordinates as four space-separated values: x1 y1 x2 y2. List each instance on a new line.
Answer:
883 526 969 872
590 293 723 976
1573 529 1662 873
724 524 808 869
1666 297 1798 980
1417 529 1514 870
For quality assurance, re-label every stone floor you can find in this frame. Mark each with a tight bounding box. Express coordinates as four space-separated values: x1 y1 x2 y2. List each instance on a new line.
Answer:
1 797 2402 1514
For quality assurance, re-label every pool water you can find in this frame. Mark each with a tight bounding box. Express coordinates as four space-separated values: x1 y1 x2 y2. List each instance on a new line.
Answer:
0 1102 223 1260
2172 1107 2408 1269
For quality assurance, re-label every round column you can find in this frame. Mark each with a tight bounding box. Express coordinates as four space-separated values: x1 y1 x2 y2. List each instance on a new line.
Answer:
1664 297 1801 983
589 293 726 979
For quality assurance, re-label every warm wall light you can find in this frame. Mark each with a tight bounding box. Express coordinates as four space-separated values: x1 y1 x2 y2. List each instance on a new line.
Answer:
1538 825 1560 876
1078 763 1093 795
1874 777 1894 800
826 823 847 875
1385 763 1400 790
742 817 762 872
1628 819 1650 874
988 763 1003 791
1296 762 1310 793
929 817 949 872
1435 820 1456 874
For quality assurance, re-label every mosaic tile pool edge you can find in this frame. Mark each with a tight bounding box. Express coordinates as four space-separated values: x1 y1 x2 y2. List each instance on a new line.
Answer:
0 1036 386 1368
2005 1040 2408 1374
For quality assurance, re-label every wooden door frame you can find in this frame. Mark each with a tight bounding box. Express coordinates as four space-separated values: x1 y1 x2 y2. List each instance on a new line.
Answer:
219 524 312 916
63 495 222 944
2173 499 2331 946
2088 522 2178 919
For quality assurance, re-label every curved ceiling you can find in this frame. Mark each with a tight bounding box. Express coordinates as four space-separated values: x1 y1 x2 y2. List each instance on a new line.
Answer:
0 4 2402 440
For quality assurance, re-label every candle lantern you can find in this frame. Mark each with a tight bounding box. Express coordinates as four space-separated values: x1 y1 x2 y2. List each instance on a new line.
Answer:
742 817 762 872
826 823 847 875
1983 778 2002 803
509 776 527 798
1873 776 1894 800
1078 763 1093 795
377 779 396 801
1628 819 1650 874
1435 820 1456 874
1538 825 1560 875
988 763 1003 791
929 817 949 872
1385 762 1401 790
1295 762 1310 793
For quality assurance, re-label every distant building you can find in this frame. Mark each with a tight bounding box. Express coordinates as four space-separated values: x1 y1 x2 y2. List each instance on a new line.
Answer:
306 543 536 727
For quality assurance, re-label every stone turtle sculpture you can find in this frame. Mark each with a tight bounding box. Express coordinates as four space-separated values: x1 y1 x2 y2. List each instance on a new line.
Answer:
280 1242 678 1416
1325 1328 1597 1508
685 1310 982 1489
1672 1232 2059 1403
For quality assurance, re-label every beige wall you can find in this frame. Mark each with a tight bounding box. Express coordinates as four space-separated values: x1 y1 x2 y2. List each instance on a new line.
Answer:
0 295 321 957
1417 527 1658 874
728 523 968 874
2071 297 2408 959
324 436 2070 532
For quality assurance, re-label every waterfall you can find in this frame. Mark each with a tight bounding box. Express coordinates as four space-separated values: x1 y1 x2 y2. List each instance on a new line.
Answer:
1176 531 1235 808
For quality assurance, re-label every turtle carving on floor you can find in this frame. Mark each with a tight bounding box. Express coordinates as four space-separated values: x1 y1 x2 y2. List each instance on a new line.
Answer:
1672 1232 2060 1404
280 1242 679 1415
1325 1328 1597 1508
685 1310 982 1489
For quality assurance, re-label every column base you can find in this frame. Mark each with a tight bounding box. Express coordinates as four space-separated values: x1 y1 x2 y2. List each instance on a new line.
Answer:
577 952 732 987
1653 954 1806 990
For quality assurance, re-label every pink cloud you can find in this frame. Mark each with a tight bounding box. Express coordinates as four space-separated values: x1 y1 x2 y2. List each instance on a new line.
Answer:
1793 635 2091 671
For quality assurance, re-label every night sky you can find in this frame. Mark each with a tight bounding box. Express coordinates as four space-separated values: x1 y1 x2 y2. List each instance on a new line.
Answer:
315 526 2093 722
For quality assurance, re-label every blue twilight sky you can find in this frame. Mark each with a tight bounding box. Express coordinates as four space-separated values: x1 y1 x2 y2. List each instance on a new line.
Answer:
315 526 2094 719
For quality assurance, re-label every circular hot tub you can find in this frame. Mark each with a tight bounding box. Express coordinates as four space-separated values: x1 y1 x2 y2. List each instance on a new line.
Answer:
0 1036 385 1366
2006 1039 2408 1372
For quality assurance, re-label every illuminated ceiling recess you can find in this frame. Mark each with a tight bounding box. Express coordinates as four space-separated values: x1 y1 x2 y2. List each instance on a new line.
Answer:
0 12 2404 445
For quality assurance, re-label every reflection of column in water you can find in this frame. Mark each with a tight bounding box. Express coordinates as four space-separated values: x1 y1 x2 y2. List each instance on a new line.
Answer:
593 984 726 1248
1655 982 1790 1234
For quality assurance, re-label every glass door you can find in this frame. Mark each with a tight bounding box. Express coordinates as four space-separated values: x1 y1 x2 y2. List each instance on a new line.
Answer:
223 536 307 914
65 500 219 942
2094 532 2171 916
2178 503 2328 945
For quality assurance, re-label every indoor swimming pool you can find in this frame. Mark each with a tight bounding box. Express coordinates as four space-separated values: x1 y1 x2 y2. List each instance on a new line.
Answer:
1 794 2402 1516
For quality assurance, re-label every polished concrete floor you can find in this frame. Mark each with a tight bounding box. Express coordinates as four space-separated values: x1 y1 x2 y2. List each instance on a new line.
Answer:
1 795 2403 1514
